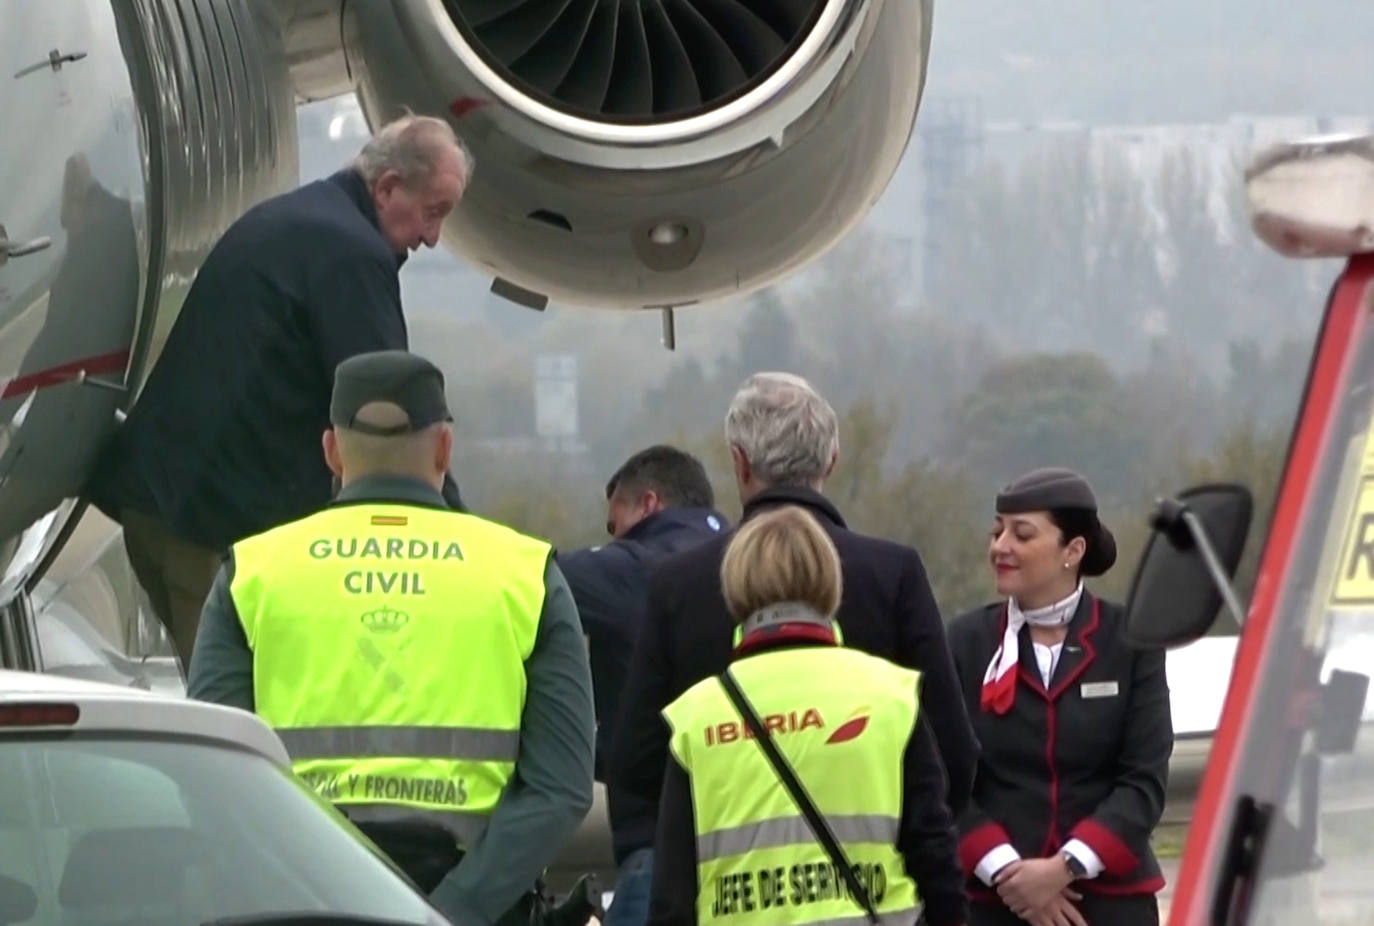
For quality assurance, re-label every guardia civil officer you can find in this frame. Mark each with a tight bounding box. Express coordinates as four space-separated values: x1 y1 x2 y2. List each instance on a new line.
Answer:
186 350 596 926
946 468 1172 926
647 505 968 926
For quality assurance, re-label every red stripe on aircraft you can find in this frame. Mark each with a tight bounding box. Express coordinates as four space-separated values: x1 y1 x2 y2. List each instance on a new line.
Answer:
0 349 129 399
449 97 490 120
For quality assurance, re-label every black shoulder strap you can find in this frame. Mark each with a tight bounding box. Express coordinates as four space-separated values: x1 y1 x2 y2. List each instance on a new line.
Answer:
718 668 880 925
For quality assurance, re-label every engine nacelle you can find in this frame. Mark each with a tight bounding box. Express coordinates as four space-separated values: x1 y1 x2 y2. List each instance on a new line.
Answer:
337 0 931 310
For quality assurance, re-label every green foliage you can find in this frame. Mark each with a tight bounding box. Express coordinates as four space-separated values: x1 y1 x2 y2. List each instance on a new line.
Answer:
944 351 1152 503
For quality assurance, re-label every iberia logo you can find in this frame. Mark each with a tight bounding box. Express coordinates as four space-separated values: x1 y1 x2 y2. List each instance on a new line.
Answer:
703 707 872 747
706 709 823 747
825 709 871 745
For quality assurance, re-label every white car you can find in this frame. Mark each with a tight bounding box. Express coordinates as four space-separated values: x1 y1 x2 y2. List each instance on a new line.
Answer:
0 669 450 926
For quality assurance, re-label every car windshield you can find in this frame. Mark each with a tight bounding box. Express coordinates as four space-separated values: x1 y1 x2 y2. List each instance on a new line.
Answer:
1221 276 1374 922
0 733 448 926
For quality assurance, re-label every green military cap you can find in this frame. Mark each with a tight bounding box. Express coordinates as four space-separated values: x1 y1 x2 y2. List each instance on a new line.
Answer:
330 350 453 436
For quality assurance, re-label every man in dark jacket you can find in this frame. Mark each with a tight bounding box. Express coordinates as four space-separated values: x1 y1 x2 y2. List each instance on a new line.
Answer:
559 445 728 779
558 445 727 926
607 372 980 921
84 115 471 671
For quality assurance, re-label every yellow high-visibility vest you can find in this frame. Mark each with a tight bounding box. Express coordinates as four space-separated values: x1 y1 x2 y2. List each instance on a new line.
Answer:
231 500 550 849
662 644 923 925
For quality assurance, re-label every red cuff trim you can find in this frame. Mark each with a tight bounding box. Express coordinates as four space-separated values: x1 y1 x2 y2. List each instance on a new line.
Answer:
1069 818 1139 875
958 822 1013 877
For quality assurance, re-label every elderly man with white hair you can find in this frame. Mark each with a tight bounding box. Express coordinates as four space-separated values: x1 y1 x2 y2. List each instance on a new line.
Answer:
606 371 979 924
86 114 472 672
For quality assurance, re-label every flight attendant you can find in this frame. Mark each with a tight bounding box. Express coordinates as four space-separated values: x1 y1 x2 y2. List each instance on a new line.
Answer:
647 504 968 926
946 467 1172 926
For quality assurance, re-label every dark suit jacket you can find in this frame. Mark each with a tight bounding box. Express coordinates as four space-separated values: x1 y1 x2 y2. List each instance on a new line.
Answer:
606 485 980 864
557 506 729 780
85 169 467 550
946 594 1172 898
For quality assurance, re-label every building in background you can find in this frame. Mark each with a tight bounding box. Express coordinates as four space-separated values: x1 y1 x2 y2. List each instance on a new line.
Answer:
533 353 584 456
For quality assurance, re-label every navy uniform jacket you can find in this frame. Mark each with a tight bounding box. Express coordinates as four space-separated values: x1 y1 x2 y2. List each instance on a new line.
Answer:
946 595 1172 900
607 485 980 866
557 506 729 781
85 168 463 551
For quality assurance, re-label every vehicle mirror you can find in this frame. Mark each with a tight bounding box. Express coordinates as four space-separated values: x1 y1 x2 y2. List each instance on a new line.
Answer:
1123 483 1254 649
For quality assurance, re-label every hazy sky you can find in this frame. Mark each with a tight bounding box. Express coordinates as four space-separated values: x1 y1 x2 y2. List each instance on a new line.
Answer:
924 0 1374 123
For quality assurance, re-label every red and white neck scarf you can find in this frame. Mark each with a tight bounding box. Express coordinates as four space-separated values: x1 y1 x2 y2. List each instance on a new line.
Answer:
980 582 1084 714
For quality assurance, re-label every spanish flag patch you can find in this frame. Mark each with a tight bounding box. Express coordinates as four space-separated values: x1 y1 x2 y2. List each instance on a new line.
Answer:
370 514 409 527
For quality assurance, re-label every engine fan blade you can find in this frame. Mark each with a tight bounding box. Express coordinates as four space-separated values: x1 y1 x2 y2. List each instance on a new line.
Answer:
554 0 620 113
512 0 599 95
603 3 654 117
663 0 748 103
643 0 703 114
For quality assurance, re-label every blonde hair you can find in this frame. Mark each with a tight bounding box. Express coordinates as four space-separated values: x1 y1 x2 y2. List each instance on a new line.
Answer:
720 506 843 623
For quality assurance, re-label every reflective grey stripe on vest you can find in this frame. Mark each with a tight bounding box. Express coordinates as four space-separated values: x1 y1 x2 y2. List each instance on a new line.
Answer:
696 814 899 863
277 725 520 762
340 802 492 850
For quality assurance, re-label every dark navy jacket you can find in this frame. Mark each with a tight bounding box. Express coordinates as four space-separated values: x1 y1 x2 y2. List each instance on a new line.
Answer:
946 595 1171 901
86 169 462 549
557 507 728 781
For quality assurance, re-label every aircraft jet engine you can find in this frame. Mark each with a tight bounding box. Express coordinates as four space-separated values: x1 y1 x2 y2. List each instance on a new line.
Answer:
308 0 934 310
0 0 934 623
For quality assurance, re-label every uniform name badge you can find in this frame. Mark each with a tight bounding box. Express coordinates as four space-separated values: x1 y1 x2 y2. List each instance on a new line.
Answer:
1080 681 1119 699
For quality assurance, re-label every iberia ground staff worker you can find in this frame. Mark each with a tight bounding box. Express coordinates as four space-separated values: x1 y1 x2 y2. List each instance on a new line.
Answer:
647 505 969 926
187 349 595 926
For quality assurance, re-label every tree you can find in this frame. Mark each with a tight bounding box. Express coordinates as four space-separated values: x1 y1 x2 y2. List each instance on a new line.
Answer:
1223 337 1309 431
1116 337 1224 495
628 356 721 450
825 396 990 615
825 397 900 513
942 352 1151 506
856 455 991 616
722 288 801 383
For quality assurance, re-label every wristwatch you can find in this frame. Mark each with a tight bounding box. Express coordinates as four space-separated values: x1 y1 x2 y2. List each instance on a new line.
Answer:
1060 850 1087 879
